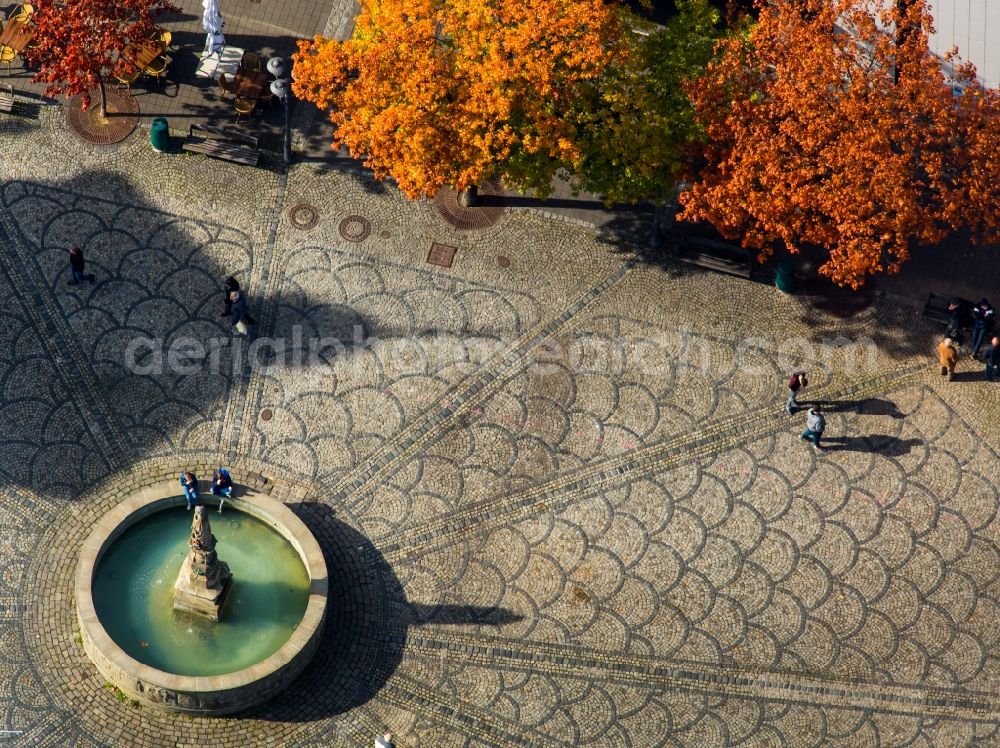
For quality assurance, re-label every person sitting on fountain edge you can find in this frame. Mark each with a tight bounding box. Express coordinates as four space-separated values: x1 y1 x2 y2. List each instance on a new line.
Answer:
211 467 233 513
180 471 199 511
211 467 233 500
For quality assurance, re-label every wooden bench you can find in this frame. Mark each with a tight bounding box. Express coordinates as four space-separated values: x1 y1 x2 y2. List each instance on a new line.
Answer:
923 293 972 326
182 124 259 166
0 85 15 113
675 236 753 279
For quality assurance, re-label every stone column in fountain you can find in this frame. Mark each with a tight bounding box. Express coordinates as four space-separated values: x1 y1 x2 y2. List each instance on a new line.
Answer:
174 506 233 621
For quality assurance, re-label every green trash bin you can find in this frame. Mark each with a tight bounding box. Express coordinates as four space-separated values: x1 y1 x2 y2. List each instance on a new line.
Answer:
150 117 170 153
775 259 796 293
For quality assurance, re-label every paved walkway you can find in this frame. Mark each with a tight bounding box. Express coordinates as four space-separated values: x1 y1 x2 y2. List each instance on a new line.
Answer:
2 24 1000 748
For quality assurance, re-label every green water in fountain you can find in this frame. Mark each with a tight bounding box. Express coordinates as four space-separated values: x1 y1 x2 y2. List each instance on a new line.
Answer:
92 505 311 677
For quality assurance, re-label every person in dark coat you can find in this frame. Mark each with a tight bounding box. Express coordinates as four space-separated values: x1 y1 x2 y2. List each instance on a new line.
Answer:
970 298 996 359
943 297 971 342
222 276 240 317
230 290 249 335
67 246 95 285
223 277 255 324
985 337 1000 381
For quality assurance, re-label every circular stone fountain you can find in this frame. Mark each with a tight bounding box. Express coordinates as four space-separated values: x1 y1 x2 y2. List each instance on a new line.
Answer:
75 483 328 715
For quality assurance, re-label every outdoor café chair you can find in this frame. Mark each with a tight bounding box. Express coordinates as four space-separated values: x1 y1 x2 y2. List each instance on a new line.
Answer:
9 3 32 21
239 52 260 72
115 68 142 95
157 30 173 50
0 46 16 75
234 96 255 124
143 54 169 84
257 88 274 108
217 71 237 99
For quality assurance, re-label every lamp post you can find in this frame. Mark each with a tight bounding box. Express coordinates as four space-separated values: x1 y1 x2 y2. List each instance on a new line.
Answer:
267 56 293 166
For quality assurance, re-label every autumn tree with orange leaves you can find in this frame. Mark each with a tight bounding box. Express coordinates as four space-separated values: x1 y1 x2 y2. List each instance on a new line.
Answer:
679 0 1000 287
292 0 621 200
24 0 179 118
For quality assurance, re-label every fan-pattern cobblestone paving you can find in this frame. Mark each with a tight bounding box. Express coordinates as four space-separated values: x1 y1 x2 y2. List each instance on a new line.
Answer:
1 104 1000 747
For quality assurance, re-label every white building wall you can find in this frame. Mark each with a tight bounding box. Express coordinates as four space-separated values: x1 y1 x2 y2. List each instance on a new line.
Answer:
927 0 997 89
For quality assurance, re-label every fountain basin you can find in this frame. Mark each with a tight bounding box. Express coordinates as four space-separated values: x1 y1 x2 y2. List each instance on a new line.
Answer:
76 483 327 715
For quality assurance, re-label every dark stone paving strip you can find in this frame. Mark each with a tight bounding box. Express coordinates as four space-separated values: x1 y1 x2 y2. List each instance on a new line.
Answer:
405 633 1000 722
0 218 127 472
331 261 638 508
14 711 76 748
0 483 60 525
381 675 566 747
382 364 926 561
224 169 289 462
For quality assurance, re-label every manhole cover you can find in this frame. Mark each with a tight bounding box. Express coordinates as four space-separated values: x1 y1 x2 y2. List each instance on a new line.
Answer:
498 255 511 268
288 204 320 230
427 243 457 268
261 408 273 422
339 215 371 242
66 88 139 145
379 229 391 239
433 179 506 231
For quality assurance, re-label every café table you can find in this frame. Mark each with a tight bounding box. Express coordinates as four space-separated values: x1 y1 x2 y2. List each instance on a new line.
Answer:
0 19 33 54
231 69 266 99
129 40 164 70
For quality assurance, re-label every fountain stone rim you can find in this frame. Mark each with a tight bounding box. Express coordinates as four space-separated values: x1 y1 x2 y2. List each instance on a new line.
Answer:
75 481 328 715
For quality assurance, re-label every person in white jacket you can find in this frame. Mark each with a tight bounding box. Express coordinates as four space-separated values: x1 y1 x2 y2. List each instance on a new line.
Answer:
800 406 825 452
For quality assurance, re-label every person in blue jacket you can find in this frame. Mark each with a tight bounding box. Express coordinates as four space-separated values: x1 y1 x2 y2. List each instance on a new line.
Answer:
211 467 233 499
180 471 199 510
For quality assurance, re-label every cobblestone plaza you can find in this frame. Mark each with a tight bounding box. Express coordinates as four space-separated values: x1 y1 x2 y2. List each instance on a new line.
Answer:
2 101 1000 746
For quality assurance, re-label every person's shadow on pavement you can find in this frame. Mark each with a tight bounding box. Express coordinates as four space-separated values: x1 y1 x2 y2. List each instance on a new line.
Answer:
821 434 923 456
801 398 904 417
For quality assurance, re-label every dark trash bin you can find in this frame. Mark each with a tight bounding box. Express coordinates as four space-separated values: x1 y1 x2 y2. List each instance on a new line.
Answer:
775 259 796 293
150 117 170 153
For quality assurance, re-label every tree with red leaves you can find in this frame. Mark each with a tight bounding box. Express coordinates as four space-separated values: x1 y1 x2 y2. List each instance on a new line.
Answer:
23 0 179 118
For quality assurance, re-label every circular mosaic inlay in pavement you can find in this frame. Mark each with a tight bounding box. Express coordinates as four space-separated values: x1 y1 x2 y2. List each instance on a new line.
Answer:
433 179 506 231
261 408 273 422
66 88 139 145
498 255 511 268
287 203 320 230
338 214 372 243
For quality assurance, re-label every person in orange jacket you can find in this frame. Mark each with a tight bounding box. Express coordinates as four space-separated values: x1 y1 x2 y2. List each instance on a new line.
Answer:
937 337 958 381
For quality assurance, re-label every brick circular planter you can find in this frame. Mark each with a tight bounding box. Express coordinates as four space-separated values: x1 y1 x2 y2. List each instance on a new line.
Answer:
75 483 328 715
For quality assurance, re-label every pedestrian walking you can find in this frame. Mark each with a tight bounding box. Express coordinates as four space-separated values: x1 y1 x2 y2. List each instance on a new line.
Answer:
66 246 95 285
221 276 240 317
800 406 825 452
970 298 995 359
180 471 199 510
985 336 1000 381
229 290 249 336
937 337 958 381
785 371 808 415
